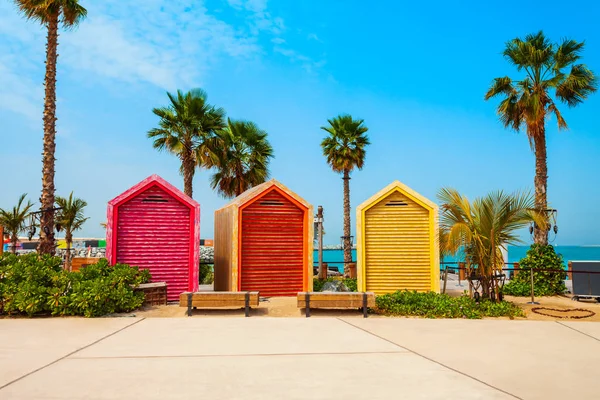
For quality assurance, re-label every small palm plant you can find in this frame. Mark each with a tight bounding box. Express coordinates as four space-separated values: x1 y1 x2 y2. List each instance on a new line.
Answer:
485 31 596 245
438 188 546 300
56 192 89 270
210 119 274 198
148 89 226 198
14 0 88 255
321 115 370 273
0 194 34 254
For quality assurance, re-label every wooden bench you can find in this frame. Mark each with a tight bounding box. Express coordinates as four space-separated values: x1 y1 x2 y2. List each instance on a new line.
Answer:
297 292 375 318
179 292 260 317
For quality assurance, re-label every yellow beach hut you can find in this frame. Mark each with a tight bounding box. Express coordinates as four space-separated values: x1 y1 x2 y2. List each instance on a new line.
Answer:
356 181 439 294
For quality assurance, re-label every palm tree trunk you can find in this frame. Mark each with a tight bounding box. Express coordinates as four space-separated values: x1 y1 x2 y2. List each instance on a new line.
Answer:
66 231 72 271
342 170 352 273
11 234 17 255
236 164 244 197
39 13 59 256
533 127 549 245
182 153 195 198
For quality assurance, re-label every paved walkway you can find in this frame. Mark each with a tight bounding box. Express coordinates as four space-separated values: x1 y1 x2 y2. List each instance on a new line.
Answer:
1 317 599 399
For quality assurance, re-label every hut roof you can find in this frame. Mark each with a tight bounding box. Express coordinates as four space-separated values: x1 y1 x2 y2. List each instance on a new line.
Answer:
356 180 437 213
217 179 310 211
108 174 199 209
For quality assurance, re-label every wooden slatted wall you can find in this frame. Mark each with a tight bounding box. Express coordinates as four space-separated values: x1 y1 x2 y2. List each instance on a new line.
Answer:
240 190 304 296
364 191 432 294
116 186 191 301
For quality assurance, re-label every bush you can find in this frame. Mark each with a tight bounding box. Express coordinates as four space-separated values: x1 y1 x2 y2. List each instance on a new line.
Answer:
375 290 524 319
503 244 567 296
199 263 214 285
0 254 151 317
313 277 357 292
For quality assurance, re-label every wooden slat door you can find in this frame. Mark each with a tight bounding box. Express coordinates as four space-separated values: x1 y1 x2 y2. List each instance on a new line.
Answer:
365 191 431 294
240 190 304 296
116 186 191 301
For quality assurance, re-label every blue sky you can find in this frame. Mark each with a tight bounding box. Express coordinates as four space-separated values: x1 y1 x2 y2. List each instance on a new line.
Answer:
1 0 599 245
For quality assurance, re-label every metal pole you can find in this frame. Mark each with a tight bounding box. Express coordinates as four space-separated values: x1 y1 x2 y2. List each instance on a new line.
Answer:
527 267 539 305
317 206 324 279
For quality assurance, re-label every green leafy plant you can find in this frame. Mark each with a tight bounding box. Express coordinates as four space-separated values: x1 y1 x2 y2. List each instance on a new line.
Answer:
199 263 214 285
313 277 357 292
0 254 150 317
438 188 546 300
375 290 524 319
503 244 566 296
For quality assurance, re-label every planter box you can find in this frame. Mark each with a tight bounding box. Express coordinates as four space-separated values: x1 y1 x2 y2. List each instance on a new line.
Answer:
135 282 168 306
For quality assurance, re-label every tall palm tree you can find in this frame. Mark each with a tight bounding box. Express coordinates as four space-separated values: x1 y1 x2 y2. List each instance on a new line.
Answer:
438 188 546 300
14 1 88 255
321 115 370 272
485 31 596 245
210 119 274 198
0 194 34 254
55 192 88 270
148 89 226 198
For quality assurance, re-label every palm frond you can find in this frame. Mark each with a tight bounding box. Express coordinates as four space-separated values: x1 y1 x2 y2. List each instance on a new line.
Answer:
320 114 370 174
209 118 274 198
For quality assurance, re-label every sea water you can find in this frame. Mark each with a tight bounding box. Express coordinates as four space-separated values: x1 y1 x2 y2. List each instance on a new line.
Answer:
314 246 600 273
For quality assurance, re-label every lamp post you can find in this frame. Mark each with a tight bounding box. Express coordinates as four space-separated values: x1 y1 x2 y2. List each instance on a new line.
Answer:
24 207 63 249
315 206 324 279
529 208 558 241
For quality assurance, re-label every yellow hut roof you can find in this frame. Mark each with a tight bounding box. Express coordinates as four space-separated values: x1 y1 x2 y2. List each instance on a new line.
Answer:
356 180 438 213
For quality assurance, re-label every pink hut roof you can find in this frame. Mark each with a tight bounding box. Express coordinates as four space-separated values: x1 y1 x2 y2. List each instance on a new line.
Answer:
108 174 199 209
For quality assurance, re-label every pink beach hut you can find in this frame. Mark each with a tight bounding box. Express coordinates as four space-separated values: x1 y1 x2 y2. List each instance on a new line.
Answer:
106 175 200 301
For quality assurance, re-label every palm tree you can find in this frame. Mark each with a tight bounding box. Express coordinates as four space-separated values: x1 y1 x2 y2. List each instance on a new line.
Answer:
321 115 370 273
14 1 88 255
0 194 34 254
210 118 274 198
55 192 88 270
438 188 546 300
485 31 596 245
148 89 226 198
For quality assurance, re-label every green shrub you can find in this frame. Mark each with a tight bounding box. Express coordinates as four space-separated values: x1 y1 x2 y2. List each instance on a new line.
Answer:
199 263 214 285
0 254 150 318
313 277 357 292
375 290 524 319
503 244 566 296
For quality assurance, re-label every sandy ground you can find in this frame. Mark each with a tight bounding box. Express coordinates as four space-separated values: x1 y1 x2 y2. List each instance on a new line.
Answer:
132 292 600 321
134 296 373 318
507 294 600 321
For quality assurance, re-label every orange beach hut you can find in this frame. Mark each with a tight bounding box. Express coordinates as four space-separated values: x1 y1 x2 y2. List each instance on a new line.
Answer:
214 179 313 296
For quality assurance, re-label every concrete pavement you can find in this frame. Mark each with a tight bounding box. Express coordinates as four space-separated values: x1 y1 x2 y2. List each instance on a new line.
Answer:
0 317 598 399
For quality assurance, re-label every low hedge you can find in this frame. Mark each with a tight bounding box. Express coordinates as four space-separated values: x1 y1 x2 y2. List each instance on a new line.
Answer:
0 253 151 317
375 290 524 319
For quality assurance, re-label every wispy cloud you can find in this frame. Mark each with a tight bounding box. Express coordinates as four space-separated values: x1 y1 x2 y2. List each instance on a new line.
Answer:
0 1 261 123
0 0 326 123
307 33 323 42
273 46 326 73
226 0 285 35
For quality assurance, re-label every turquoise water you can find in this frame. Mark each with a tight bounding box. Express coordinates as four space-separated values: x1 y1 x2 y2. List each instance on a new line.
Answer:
314 246 600 272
